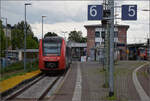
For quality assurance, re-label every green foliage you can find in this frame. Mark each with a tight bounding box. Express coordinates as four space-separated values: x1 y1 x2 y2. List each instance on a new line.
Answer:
0 60 39 81
102 82 109 88
106 95 117 100
0 20 6 57
0 61 24 73
11 21 38 49
11 28 24 49
26 35 38 49
0 60 39 74
81 37 87 43
68 31 87 43
44 32 58 38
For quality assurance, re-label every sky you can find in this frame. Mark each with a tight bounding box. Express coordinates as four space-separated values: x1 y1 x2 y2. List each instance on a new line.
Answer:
1 0 150 44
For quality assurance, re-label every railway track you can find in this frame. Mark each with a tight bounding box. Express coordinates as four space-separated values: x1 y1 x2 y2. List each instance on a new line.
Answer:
2 73 63 101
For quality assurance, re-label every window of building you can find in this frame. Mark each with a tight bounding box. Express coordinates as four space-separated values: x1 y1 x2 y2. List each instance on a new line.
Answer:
95 42 100 47
95 31 100 37
114 31 118 37
101 31 105 39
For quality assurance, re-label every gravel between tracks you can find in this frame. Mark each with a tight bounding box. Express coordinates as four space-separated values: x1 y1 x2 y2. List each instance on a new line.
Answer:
16 76 57 99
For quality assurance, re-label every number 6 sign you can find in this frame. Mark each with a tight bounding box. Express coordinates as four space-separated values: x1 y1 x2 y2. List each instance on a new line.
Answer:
122 5 137 20
88 5 103 20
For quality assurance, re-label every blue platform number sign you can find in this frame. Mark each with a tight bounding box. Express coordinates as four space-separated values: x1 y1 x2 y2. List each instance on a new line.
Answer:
122 5 137 20
88 5 103 20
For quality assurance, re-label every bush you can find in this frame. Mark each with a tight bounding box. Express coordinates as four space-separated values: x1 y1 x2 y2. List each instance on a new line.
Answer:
0 60 39 74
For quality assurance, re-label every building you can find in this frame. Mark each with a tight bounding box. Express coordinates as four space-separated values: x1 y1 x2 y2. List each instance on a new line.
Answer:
3 27 12 49
84 24 129 60
3 27 11 40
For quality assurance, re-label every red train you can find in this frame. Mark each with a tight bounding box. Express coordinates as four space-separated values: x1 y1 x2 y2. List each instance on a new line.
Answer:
39 36 71 73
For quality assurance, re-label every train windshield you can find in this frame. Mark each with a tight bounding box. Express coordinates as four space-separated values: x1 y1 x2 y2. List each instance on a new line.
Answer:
43 42 61 56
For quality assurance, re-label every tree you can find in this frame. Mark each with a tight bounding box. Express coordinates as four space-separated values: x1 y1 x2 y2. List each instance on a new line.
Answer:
44 32 58 38
11 28 24 49
81 36 87 43
68 31 87 43
11 21 38 49
26 35 38 49
0 20 6 57
13 21 34 36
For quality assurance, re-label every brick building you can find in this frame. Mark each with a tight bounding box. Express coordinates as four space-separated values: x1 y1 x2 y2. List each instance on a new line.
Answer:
84 24 129 60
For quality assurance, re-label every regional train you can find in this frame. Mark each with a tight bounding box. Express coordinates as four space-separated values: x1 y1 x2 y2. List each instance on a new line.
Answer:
39 36 71 73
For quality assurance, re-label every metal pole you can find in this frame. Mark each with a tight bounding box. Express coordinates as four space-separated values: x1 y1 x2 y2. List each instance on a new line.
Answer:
0 0 1 19
24 3 31 71
61 31 67 41
42 16 43 39
109 0 114 96
42 16 46 39
0 0 2 61
24 4 26 71
5 18 8 66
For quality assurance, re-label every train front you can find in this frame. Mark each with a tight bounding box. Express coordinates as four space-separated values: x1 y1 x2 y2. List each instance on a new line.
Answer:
39 37 66 72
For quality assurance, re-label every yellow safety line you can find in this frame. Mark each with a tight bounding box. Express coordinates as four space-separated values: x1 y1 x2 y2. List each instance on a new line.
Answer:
0 70 41 93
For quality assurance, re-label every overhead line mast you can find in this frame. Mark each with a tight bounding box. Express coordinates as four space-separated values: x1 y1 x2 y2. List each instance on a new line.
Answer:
102 0 114 96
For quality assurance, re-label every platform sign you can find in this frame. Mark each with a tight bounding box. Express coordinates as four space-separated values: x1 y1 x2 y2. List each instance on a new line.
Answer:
122 5 137 20
88 5 103 20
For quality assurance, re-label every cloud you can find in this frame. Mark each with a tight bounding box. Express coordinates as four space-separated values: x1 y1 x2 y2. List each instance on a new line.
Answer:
31 21 88 40
1 0 149 44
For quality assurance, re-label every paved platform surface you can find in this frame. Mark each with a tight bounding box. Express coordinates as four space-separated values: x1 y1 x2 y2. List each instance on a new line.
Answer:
51 61 147 101
137 64 150 97
52 62 108 101
115 61 145 101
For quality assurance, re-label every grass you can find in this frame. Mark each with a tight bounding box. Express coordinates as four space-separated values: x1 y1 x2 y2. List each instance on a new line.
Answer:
106 96 117 100
0 60 39 81
102 82 109 88
102 93 117 101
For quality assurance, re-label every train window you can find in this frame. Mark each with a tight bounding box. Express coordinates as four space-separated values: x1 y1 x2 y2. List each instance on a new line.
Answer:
43 42 61 56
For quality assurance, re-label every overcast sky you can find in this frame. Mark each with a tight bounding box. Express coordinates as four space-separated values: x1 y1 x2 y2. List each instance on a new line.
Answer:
1 0 150 44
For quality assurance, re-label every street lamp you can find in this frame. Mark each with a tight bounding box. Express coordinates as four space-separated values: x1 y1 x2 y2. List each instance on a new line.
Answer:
24 3 31 71
61 31 68 41
42 15 46 39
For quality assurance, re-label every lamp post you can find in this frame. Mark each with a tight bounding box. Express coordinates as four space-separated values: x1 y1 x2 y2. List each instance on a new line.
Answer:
42 16 46 39
0 0 1 19
24 3 31 71
61 31 68 41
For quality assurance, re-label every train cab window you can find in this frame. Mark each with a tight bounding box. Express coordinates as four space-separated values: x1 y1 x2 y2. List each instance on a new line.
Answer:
43 42 61 56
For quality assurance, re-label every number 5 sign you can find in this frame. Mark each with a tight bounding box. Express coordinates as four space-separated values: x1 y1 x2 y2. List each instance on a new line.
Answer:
122 5 137 20
88 5 103 20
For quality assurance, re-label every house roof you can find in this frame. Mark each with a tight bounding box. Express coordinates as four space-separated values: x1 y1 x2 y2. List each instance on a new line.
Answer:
84 24 129 29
